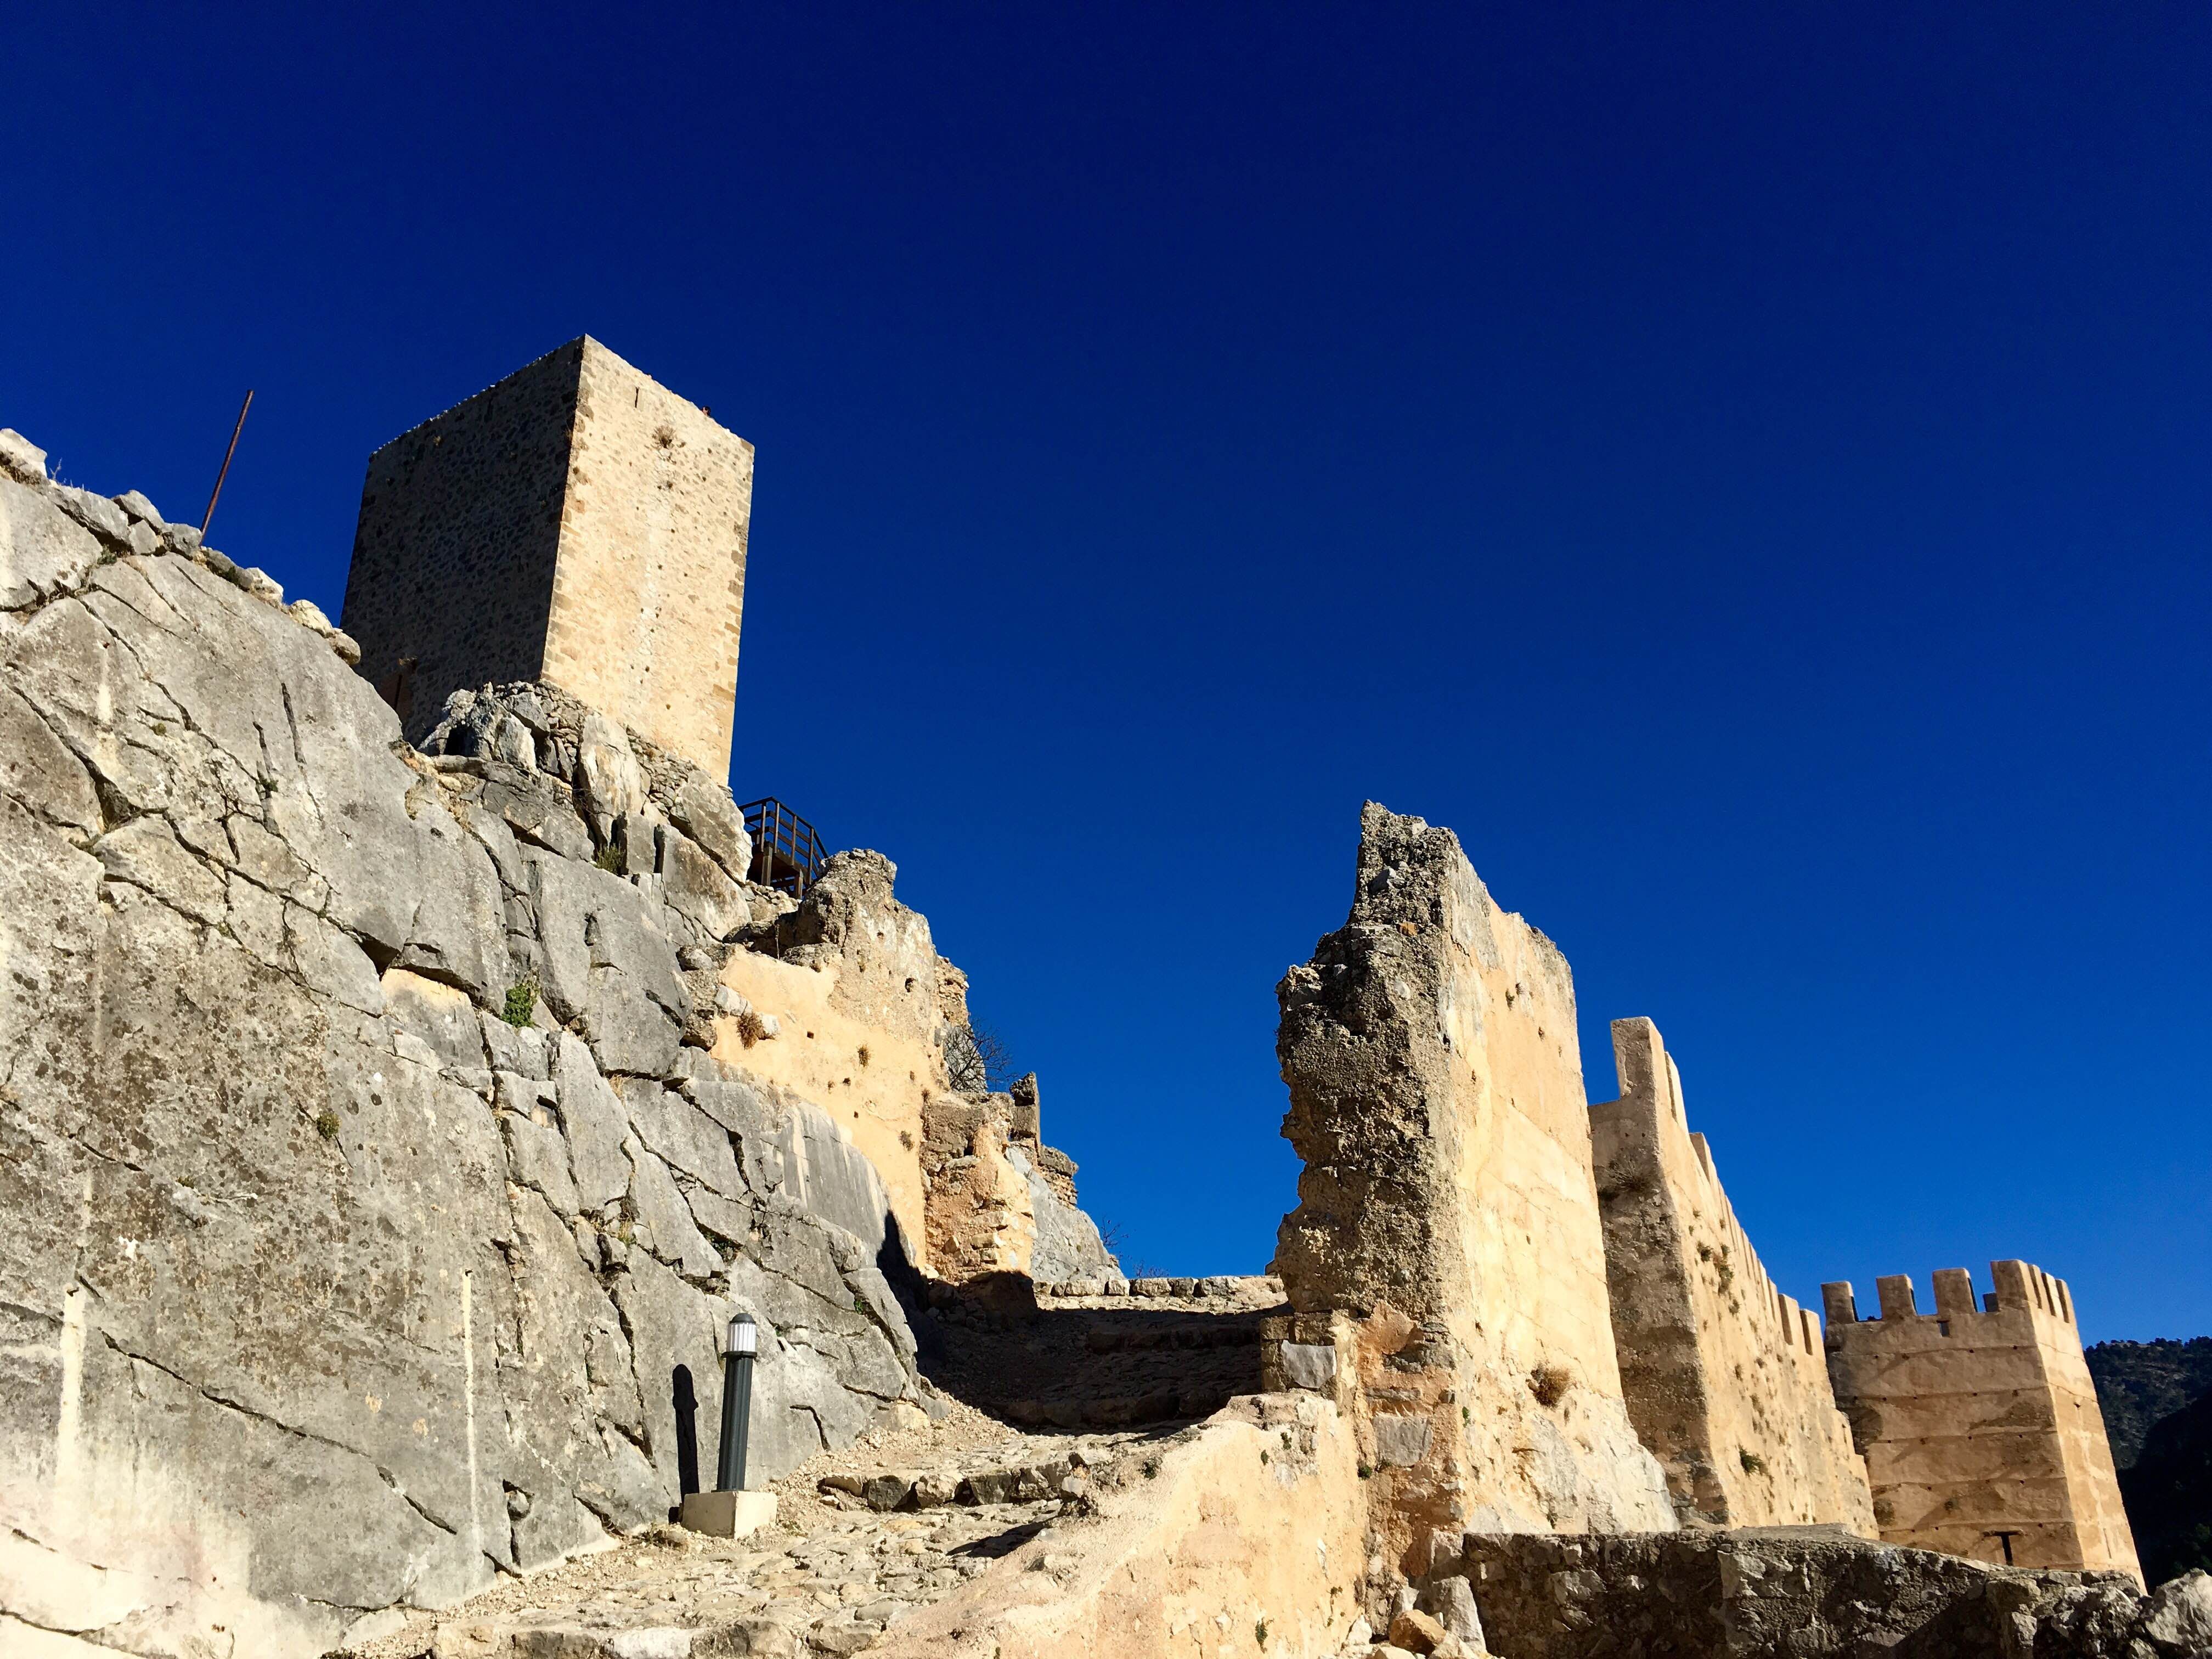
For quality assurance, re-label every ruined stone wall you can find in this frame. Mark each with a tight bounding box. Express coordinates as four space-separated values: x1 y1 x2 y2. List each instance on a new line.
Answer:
343 336 752 779
1275 803 1673 1568
1446 1531 2200 1659
1589 1017 1874 1532
0 432 917 1656
1824 1260 2141 1582
873 1393 1372 1659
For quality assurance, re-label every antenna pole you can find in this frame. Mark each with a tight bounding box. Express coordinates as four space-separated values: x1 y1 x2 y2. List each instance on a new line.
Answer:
201 390 255 536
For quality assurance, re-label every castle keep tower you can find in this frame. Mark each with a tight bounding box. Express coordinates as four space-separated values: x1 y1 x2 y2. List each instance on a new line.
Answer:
341 336 753 777
1822 1261 2140 1582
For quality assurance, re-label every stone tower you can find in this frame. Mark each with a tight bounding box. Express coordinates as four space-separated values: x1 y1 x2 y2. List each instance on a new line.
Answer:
1822 1261 2140 1582
341 336 753 778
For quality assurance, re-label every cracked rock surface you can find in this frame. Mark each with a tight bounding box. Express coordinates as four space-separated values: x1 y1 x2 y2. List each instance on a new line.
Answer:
0 434 933 1657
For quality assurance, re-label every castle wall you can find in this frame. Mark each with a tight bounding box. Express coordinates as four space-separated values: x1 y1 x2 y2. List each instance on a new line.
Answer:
1275 803 1674 1570
1589 1018 1874 1531
343 337 752 780
1822 1261 2141 1583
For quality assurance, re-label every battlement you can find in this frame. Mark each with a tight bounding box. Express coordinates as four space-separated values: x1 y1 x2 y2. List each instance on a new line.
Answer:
1821 1259 2138 1581
341 337 753 778
1589 1018 1874 1531
1822 1259 2076 1329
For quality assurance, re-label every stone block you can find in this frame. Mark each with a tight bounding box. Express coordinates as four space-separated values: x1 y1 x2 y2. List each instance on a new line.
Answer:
677 1489 777 1539
1278 1341 1338 1393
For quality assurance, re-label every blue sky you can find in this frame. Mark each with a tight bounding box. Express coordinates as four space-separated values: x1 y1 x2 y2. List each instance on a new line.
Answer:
7 4 2207 1340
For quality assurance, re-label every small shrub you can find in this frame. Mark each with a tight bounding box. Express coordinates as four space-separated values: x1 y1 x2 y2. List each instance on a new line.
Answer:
1259 1449 1269 1465
736 1009 768 1047
1142 1458 1159 1480
1356 1462 1373 1480
314 1109 340 1140
856 1045 870 1067
1530 1364 1572 1408
1255 1618 1269 1646
1740 1448 1768 1476
594 844 624 873
502 979 538 1028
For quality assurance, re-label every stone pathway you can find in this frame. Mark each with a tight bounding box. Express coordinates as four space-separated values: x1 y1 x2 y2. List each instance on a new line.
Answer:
333 1410 1172 1659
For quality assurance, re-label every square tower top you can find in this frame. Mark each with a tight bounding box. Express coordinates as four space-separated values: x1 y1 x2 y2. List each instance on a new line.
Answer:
341 336 754 778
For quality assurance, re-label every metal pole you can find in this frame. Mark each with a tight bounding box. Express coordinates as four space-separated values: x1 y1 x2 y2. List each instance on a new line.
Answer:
717 1312 757 1491
201 390 255 536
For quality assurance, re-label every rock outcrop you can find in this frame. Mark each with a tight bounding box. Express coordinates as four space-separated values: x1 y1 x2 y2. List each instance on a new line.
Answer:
1444 1532 2212 1659
0 433 933 1655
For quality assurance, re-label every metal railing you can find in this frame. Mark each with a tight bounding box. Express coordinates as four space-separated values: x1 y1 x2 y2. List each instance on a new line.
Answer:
740 798 827 897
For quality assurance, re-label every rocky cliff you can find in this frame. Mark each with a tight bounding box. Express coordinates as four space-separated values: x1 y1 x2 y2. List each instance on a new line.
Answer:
0 426 1102 1656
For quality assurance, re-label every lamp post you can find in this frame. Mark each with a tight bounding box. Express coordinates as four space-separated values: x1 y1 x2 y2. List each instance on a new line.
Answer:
680 1309 775 1538
716 1311 757 1492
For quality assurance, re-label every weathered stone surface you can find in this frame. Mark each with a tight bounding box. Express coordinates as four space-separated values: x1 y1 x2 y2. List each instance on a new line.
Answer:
1420 1575 1483 1648
1448 1530 2185 1659
554 1029 642 1211
527 849 685 1073
0 476 103 609
658 824 748 939
1824 1257 2141 1580
1277 803 1673 1559
0 443 921 1656
1591 1017 1875 1533
1007 1142 1116 1285
669 768 750 879
0 426 48 483
576 709 647 838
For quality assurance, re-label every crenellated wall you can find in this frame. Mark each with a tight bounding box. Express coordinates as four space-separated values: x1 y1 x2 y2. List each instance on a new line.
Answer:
1823 1260 2141 1582
1589 1018 1874 1531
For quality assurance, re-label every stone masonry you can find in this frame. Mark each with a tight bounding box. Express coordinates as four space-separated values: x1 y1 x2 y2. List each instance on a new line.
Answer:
1589 1017 1875 1532
1274 802 1674 1580
1824 1260 2142 1582
342 337 754 778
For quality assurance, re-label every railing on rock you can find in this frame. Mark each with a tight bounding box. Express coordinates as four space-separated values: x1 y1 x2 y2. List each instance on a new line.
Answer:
741 798 827 897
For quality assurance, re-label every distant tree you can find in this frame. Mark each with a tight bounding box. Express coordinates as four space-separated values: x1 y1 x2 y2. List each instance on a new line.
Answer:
944 1020 1020 1095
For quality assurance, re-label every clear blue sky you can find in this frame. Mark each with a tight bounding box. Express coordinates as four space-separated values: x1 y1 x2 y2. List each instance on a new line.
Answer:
7 5 2207 1341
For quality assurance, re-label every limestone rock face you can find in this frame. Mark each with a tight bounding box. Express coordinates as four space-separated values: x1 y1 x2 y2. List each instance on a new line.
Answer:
0 443 924 1656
